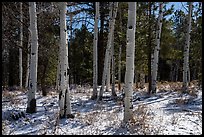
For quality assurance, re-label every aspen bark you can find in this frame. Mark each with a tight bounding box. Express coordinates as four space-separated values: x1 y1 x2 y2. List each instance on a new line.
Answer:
56 58 60 90
59 2 72 118
111 33 117 97
118 5 122 91
64 26 72 116
92 2 99 100
148 3 152 94
26 2 38 113
124 2 136 123
140 73 145 89
25 32 31 89
105 3 114 93
98 2 118 100
19 2 23 89
106 51 111 92
183 2 192 92
59 2 66 118
175 60 179 81
151 2 163 94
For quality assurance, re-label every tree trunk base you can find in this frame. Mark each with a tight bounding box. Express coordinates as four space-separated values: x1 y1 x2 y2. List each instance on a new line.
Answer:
42 88 47 96
26 99 36 113
97 96 103 101
59 114 75 119
67 114 75 119
91 95 97 100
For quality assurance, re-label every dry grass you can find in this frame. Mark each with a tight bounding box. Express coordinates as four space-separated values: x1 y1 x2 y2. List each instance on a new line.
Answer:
188 89 198 97
81 111 99 126
175 97 190 105
123 104 163 135
171 114 179 125
2 90 21 105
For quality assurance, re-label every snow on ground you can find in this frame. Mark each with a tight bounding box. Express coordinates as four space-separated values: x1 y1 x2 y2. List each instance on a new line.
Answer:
2 85 202 135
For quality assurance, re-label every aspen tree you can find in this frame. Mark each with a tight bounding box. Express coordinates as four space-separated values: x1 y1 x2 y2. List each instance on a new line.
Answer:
118 5 122 91
64 20 72 117
106 53 111 92
58 2 73 118
56 58 60 90
124 2 136 122
183 2 192 93
152 2 163 94
25 33 30 89
91 2 99 100
111 33 117 97
26 2 38 113
19 2 23 89
106 3 114 93
98 2 118 101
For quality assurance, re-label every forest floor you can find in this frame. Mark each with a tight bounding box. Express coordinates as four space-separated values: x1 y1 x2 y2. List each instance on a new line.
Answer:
2 83 202 135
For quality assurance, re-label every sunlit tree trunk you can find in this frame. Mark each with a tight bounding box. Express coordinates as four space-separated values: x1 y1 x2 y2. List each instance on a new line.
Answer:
59 2 66 118
59 2 72 118
183 2 192 93
110 2 118 96
26 2 38 113
151 2 163 94
92 2 99 100
111 33 117 97
19 2 23 89
175 60 179 81
124 2 136 123
106 51 111 92
25 32 30 89
59 2 66 117
56 58 60 90
65 19 72 117
148 2 152 94
118 5 122 91
105 3 114 93
98 2 118 100
140 73 145 89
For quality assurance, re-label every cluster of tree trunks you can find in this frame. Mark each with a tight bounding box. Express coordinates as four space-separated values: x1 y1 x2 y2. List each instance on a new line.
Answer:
12 2 193 123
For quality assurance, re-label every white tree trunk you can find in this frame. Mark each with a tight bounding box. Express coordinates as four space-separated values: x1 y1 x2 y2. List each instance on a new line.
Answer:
111 33 117 97
124 2 136 123
19 2 23 89
59 2 72 118
105 3 114 93
106 50 111 92
65 24 72 116
92 2 99 99
118 44 122 90
188 64 190 83
56 57 60 90
59 2 66 118
140 73 145 89
118 5 122 91
183 2 192 92
98 2 118 101
151 2 163 94
26 2 38 113
25 31 31 89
